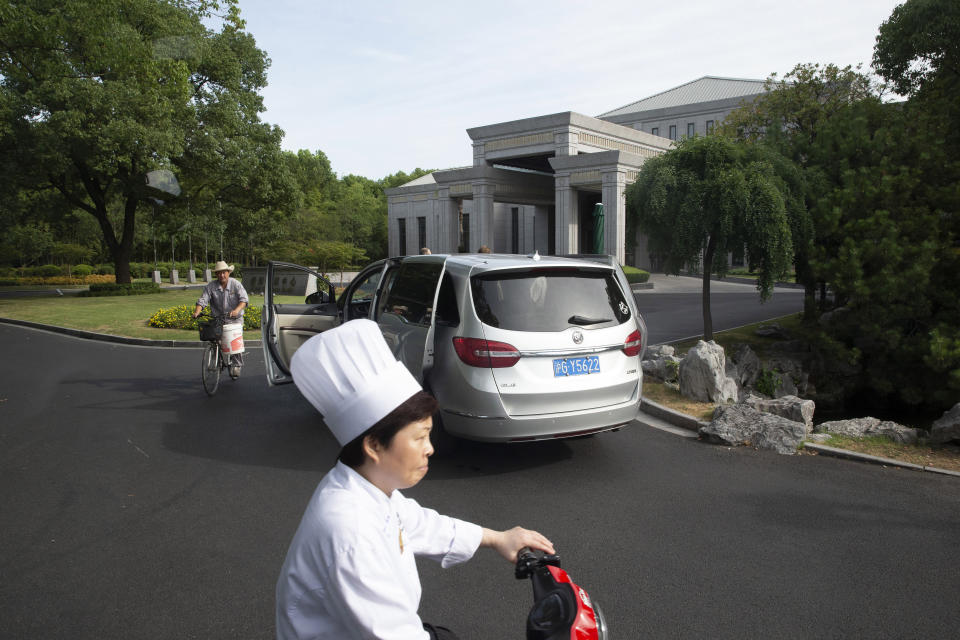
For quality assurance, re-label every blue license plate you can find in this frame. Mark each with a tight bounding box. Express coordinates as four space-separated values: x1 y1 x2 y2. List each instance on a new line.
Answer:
553 356 600 377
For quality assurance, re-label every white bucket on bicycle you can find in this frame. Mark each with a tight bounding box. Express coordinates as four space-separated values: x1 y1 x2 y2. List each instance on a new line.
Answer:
220 322 245 355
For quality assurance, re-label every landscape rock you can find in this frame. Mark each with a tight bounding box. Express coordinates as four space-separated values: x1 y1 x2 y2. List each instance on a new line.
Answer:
755 323 790 339
741 393 816 433
678 340 738 403
700 404 806 454
730 344 761 388
644 344 675 359
642 354 681 383
805 433 832 444
929 403 960 445
816 417 919 445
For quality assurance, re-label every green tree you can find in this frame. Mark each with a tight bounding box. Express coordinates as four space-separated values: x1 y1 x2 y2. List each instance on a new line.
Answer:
723 63 877 319
0 0 294 283
4 223 53 268
626 135 795 339
873 0 960 97
803 96 960 409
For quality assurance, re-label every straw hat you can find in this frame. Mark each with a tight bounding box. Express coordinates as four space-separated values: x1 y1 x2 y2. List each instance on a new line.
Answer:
212 260 234 274
290 319 421 446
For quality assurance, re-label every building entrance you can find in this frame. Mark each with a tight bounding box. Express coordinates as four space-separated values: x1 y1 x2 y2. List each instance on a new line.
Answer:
577 189 602 254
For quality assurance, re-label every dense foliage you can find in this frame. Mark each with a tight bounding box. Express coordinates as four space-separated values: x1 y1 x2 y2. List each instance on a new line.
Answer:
712 1 960 413
0 1 431 280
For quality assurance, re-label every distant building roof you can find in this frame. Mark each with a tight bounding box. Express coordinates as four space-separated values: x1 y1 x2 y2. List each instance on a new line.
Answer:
399 172 437 187
599 76 767 118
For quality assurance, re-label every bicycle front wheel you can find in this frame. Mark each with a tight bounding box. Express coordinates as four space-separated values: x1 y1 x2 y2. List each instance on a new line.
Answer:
202 342 221 396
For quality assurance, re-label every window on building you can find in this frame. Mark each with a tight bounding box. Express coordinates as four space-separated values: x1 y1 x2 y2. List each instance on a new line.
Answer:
460 213 470 252
511 207 519 254
398 218 407 256
706 120 715 134
651 127 659 136
687 122 695 138
669 125 677 141
417 216 426 251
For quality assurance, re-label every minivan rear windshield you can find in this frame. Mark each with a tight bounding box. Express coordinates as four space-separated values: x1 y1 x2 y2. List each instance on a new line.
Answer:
471 268 631 332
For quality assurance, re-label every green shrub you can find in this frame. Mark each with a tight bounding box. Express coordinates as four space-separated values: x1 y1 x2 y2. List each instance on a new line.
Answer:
0 278 18 286
622 265 651 284
243 305 261 330
82 282 161 297
72 264 94 277
148 304 261 331
38 264 63 277
148 304 195 329
756 368 783 397
96 263 115 275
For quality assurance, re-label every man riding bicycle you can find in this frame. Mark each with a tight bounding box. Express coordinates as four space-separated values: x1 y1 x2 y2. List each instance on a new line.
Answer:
193 260 249 378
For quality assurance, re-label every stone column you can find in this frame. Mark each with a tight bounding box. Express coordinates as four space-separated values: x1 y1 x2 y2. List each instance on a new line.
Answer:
554 175 577 254
473 181 494 251
436 189 459 254
602 170 627 264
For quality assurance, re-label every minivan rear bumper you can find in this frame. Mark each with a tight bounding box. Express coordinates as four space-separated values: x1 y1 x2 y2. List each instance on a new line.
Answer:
439 381 642 442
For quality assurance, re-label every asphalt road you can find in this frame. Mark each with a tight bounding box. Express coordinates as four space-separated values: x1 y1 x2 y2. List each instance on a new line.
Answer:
634 274 804 345
2 284 958 639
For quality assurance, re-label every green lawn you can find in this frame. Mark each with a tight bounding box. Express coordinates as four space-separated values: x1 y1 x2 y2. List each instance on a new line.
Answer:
0 290 306 340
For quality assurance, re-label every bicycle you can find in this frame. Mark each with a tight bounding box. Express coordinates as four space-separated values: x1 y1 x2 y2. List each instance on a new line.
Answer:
198 313 234 396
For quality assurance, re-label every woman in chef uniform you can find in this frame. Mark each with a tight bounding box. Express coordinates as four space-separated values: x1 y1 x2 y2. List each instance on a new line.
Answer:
276 319 554 640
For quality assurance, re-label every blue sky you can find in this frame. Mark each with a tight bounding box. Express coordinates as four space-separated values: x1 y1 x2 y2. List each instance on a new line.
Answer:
236 0 903 180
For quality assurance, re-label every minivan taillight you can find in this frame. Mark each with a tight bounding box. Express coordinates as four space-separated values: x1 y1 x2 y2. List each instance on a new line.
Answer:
622 329 643 357
453 337 521 368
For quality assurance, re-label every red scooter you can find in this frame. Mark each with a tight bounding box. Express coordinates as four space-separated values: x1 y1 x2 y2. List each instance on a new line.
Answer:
515 548 609 640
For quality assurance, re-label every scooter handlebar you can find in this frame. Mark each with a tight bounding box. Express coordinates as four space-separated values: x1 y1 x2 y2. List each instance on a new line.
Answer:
515 547 561 580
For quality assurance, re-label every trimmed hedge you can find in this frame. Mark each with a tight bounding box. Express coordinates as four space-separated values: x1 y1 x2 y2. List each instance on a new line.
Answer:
148 304 261 331
622 265 651 284
81 282 161 297
2 274 116 286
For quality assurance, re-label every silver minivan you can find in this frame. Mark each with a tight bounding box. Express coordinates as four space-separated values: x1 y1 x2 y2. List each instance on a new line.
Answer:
262 253 646 442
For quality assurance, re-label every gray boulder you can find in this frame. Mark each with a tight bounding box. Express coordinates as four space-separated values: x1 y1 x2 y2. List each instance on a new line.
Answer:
816 417 919 445
679 340 738 403
700 404 806 455
642 353 681 383
730 344 761 388
645 344 675 359
755 323 790 339
741 393 815 433
930 403 960 445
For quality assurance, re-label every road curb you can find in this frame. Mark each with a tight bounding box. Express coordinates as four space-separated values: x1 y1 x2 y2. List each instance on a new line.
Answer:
638 396 958 479
640 398 708 433
802 442 960 477
0 316 262 348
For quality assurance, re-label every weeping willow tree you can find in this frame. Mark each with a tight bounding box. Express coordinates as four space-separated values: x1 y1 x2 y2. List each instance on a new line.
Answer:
626 135 801 340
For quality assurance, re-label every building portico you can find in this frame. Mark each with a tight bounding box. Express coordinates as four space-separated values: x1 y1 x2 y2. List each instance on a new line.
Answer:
387 111 670 264
387 77 767 266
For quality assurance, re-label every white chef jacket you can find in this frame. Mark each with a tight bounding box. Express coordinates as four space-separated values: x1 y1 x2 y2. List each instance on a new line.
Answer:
276 461 483 640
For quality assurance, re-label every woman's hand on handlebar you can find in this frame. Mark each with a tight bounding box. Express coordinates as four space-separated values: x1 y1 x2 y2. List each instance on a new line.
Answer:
481 527 555 563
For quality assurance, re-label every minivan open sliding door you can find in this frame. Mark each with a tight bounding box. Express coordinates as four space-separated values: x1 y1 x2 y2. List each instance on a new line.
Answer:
262 261 338 385
375 258 445 385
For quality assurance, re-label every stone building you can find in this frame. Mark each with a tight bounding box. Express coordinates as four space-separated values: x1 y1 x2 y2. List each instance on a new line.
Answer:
386 76 766 268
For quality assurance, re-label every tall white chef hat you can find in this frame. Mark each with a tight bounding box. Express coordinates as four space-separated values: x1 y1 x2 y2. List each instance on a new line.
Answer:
290 319 422 446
